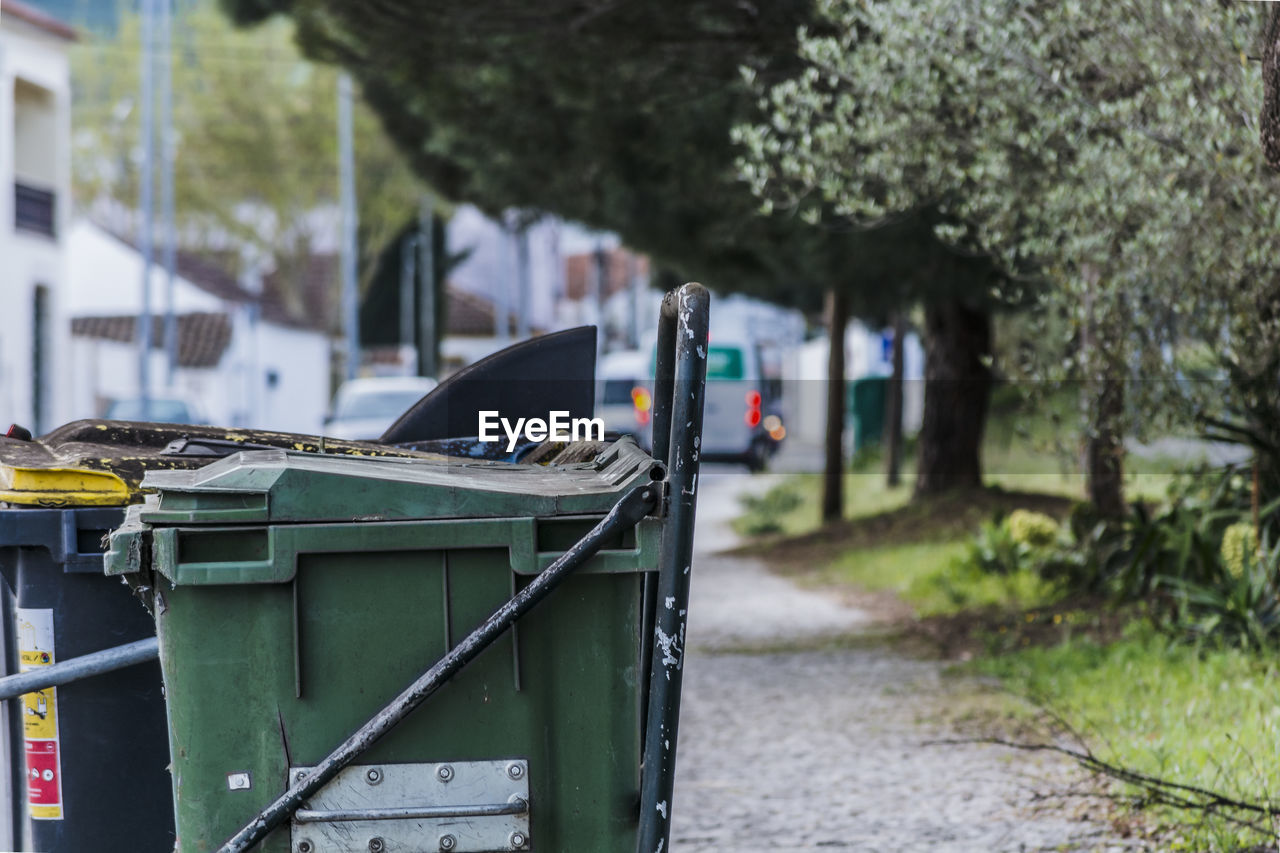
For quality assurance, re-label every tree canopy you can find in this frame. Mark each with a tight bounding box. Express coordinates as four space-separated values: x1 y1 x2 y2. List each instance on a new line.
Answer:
737 0 1280 505
74 2 425 326
216 0 986 318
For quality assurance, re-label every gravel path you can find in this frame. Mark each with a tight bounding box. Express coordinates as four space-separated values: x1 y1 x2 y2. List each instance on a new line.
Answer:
668 471 1145 852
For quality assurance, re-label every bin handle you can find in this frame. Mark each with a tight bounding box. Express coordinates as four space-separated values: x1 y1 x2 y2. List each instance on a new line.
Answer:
0 637 159 702
217 483 660 853
638 283 710 853
293 794 528 823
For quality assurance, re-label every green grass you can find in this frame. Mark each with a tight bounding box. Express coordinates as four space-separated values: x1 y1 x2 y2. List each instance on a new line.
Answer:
972 623 1280 851
732 472 911 538
814 541 1059 616
737 390 1272 848
746 402 1182 541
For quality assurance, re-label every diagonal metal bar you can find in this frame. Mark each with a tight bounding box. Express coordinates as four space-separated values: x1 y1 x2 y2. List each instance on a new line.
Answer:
638 282 710 853
0 637 159 702
218 484 659 853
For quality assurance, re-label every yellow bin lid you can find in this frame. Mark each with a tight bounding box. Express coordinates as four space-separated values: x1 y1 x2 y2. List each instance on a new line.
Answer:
0 465 131 507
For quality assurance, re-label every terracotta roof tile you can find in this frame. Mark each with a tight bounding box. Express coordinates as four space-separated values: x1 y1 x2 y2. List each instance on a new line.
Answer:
96 225 327 332
564 248 649 301
1 0 76 41
71 312 233 369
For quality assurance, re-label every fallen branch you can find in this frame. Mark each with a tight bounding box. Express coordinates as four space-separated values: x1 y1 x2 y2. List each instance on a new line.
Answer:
925 734 1280 840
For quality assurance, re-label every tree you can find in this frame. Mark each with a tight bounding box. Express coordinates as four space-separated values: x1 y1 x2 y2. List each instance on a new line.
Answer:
218 0 1009 516
1262 6 1280 169
72 3 426 327
358 215 468 373
737 0 1280 516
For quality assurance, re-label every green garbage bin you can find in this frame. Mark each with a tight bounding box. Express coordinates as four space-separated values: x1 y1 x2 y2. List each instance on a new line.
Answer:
846 375 888 453
107 439 666 853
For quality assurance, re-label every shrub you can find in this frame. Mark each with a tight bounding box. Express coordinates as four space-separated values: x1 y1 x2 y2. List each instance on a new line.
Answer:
1219 522 1259 579
966 519 1034 575
736 483 803 536
1005 509 1059 548
1161 533 1280 650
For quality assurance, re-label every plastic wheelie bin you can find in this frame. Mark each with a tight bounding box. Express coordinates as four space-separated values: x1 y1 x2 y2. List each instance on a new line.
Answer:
847 376 888 452
0 420 467 852
105 283 710 853
0 461 175 852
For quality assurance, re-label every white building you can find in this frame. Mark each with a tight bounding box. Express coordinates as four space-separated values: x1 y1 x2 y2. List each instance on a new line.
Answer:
0 0 74 434
788 322 926 448
447 205 564 338
65 221 333 434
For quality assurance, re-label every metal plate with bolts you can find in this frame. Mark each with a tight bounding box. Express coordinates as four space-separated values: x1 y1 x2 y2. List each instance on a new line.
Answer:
289 760 531 852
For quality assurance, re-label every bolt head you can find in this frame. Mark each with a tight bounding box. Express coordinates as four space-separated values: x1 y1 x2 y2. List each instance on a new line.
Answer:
368 838 386 853
365 767 383 785
436 764 454 782
295 770 307 783
439 834 457 851
510 830 528 848
297 842 313 853
506 762 525 780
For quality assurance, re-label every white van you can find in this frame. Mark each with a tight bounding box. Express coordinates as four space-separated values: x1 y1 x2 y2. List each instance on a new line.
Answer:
697 338 776 471
638 337 777 471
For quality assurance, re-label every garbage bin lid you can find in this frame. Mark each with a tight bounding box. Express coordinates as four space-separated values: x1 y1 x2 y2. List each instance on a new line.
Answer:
137 437 662 525
0 464 131 507
0 420 440 506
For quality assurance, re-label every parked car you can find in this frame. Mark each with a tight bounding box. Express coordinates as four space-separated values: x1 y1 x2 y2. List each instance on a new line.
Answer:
103 396 208 425
324 376 439 440
597 350 653 446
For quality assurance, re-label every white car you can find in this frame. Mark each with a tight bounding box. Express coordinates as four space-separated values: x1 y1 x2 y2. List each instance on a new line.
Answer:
324 376 439 441
596 350 653 445
103 396 208 425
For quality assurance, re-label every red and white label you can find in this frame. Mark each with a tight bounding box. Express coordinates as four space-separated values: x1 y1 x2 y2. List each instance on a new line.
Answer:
25 740 62 812
17 608 63 820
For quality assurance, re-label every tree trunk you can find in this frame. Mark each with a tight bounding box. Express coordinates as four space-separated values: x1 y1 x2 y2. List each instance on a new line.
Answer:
823 288 849 523
1079 265 1126 520
885 312 906 488
1085 378 1126 519
1262 5 1280 170
914 299 991 496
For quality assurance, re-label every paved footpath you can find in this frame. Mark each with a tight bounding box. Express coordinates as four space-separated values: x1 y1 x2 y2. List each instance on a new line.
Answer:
668 471 1147 853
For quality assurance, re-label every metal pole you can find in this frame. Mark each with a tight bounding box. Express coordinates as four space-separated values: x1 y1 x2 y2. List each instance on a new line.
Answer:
516 225 530 340
218 485 659 853
1 582 20 850
628 253 641 349
0 638 159 702
639 289 680 741
592 238 606 357
400 235 419 375
638 283 709 853
418 196 436 377
338 73 359 381
138 0 156 411
160 0 177 386
495 213 512 348
650 289 678 464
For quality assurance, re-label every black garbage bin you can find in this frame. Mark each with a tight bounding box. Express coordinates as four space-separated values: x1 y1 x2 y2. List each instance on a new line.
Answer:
0 420 455 852
0 504 173 852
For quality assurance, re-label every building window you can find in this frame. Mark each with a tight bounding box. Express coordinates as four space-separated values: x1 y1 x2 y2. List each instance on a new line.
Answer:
13 79 58 238
14 184 56 237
